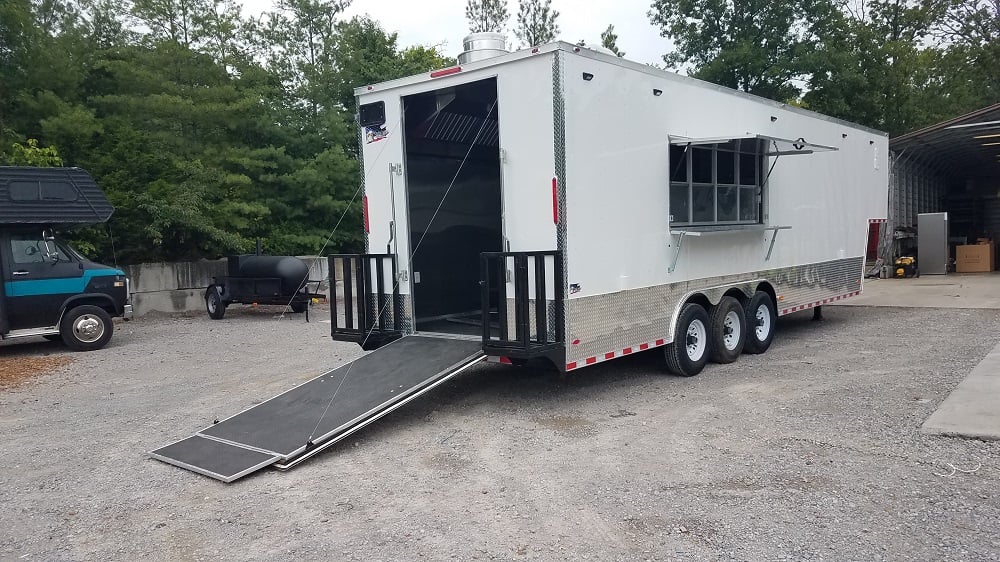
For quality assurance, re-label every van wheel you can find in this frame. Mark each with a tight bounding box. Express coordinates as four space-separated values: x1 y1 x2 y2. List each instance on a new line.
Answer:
206 287 226 320
709 296 746 363
664 303 711 377
744 291 776 354
60 305 113 351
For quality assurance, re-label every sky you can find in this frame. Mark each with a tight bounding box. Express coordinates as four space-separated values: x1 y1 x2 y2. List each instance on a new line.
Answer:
240 0 674 67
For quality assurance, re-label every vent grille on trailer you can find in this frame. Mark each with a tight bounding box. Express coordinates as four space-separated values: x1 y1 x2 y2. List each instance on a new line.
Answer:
422 112 500 147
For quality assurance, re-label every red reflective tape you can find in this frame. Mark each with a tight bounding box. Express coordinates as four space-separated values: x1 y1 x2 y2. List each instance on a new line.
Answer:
430 66 462 78
585 357 597 365
655 339 665 346
566 362 578 370
639 343 649 350
499 356 512 365
362 195 370 233
623 347 633 355
552 177 559 224
604 352 615 360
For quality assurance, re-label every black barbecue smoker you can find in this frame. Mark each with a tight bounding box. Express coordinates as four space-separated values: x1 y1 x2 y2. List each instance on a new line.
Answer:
205 255 325 320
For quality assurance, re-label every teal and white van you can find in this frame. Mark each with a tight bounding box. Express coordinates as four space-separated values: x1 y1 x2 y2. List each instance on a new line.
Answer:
0 167 131 351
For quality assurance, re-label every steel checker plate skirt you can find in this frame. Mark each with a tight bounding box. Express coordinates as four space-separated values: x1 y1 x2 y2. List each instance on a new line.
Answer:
566 257 864 366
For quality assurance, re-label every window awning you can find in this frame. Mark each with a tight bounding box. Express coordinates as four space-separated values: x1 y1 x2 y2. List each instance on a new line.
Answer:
670 134 838 156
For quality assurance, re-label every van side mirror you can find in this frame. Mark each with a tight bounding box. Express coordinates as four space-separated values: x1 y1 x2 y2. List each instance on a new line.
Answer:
40 230 59 262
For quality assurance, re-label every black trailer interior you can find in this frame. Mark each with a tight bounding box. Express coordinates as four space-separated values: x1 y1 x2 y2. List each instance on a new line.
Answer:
402 77 503 334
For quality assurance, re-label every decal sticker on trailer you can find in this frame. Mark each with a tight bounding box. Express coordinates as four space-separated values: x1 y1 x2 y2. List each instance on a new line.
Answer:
365 125 389 144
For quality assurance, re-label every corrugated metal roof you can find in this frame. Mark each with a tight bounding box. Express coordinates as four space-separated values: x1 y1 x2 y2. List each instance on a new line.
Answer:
890 104 1000 177
0 167 113 225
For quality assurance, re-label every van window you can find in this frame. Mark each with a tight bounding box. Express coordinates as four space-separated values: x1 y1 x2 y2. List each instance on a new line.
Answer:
7 180 78 202
9 234 72 264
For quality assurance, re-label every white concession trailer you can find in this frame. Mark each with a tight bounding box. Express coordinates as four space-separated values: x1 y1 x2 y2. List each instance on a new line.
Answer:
339 40 888 375
151 41 888 482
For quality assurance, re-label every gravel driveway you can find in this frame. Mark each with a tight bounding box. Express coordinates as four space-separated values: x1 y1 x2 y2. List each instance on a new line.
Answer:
1 305 998 561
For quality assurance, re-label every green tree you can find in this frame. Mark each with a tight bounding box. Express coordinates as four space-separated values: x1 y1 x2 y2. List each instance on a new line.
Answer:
514 0 559 47
466 0 508 34
600 24 624 57
4 139 63 166
332 17 454 116
934 0 1000 104
648 0 828 101
801 0 960 135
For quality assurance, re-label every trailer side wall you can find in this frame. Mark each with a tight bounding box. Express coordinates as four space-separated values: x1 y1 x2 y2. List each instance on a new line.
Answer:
559 51 888 368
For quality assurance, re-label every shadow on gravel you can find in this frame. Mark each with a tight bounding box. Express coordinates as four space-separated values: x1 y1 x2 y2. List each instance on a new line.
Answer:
292 310 847 465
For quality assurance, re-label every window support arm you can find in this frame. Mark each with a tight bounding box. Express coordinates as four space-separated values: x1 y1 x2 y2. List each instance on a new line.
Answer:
761 141 781 187
668 230 701 273
764 226 793 261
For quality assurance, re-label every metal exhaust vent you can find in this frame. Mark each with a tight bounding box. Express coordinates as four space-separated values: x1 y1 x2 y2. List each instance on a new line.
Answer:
458 32 508 65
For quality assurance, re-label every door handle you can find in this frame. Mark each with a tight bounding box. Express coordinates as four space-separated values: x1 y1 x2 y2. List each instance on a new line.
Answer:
13 271 29 277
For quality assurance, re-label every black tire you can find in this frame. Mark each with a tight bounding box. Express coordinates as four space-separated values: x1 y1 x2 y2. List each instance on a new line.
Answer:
743 291 776 355
709 296 746 363
290 302 308 314
206 287 226 320
60 305 113 352
664 303 711 377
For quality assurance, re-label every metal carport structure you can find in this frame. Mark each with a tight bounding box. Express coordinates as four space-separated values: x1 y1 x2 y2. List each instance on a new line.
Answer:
887 104 1000 263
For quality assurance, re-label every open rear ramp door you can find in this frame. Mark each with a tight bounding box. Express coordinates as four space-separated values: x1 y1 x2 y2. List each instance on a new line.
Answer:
150 336 485 482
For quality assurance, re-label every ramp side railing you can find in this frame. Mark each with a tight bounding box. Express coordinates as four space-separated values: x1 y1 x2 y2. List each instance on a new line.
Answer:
329 254 403 350
480 251 565 362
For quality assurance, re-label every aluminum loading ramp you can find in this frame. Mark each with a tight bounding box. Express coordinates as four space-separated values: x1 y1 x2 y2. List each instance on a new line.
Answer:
150 336 485 482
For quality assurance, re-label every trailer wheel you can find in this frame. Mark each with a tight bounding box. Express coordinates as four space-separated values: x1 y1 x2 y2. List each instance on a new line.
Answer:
206 286 226 320
743 291 776 354
60 305 113 351
664 303 711 377
290 302 308 314
709 296 746 363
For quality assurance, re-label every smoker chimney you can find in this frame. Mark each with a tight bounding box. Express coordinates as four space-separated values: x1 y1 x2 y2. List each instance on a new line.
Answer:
458 32 509 64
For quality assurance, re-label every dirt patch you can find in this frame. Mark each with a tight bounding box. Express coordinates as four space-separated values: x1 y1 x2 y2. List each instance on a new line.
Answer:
0 355 74 388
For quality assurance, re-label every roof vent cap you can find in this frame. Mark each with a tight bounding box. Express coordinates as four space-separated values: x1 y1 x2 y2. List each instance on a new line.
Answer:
458 32 508 64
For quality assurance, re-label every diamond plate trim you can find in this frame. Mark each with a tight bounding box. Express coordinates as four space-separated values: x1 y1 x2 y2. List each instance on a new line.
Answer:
566 256 864 367
552 51 569 349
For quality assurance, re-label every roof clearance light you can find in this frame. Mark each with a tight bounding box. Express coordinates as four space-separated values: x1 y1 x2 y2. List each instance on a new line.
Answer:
430 67 462 78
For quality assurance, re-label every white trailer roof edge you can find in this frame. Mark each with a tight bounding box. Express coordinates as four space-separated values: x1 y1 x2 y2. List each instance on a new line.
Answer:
354 41 888 139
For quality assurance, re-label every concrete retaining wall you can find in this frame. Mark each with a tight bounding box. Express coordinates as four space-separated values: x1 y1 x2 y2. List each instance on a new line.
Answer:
123 257 331 316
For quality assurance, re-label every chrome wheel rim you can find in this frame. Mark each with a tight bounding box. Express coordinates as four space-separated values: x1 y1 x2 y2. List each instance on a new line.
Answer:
755 304 771 341
73 314 104 343
686 319 707 361
723 310 742 350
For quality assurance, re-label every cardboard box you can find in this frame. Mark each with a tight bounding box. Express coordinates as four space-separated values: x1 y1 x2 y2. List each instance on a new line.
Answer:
956 243 994 272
